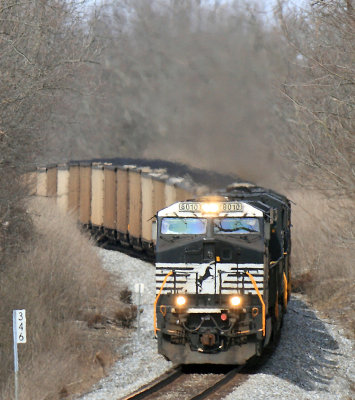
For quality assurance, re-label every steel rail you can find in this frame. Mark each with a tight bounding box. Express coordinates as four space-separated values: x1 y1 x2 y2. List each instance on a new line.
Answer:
119 365 244 400
190 366 243 400
119 367 182 400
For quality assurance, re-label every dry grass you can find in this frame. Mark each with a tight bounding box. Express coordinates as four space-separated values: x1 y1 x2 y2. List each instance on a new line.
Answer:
0 198 133 399
114 305 138 329
288 190 355 338
120 287 133 304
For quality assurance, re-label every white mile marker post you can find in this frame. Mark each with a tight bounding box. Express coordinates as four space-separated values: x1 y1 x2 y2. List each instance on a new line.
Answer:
13 310 26 400
134 284 144 339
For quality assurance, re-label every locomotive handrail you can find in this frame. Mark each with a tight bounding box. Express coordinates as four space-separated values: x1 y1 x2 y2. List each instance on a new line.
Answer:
154 270 173 337
270 255 283 266
283 272 288 310
245 271 265 337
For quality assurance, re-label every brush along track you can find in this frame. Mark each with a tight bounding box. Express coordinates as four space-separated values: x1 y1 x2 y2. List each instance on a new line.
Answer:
119 365 247 400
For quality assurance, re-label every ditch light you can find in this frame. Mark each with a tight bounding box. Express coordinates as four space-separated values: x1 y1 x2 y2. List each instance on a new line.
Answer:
176 295 187 307
230 296 241 306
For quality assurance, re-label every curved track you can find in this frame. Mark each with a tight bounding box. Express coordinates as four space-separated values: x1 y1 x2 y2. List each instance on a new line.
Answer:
119 365 247 400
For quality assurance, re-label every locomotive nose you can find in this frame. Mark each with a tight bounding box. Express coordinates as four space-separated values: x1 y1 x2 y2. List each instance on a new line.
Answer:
203 241 215 261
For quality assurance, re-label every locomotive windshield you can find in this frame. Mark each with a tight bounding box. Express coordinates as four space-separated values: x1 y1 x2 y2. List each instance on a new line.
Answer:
213 217 260 234
161 217 207 235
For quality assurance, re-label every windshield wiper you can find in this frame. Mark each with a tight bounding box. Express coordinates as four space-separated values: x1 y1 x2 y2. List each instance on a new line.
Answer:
216 226 258 233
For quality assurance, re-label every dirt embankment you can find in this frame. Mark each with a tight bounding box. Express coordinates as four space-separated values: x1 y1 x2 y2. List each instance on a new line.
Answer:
288 190 355 339
0 198 134 400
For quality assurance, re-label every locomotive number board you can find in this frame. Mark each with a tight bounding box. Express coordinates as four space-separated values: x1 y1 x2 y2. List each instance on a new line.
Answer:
178 202 243 212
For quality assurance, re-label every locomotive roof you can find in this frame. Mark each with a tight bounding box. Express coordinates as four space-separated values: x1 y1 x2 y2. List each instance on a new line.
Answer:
165 185 290 220
191 185 289 211
222 184 290 210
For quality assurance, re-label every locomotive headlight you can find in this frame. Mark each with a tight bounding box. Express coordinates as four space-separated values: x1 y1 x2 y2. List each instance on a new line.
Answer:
230 296 241 306
201 202 219 213
176 295 187 307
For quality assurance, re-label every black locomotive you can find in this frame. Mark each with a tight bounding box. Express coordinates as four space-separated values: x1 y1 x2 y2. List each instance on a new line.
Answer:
154 184 291 364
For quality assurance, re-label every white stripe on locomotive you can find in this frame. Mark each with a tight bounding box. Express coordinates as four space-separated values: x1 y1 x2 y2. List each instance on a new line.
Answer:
156 263 264 295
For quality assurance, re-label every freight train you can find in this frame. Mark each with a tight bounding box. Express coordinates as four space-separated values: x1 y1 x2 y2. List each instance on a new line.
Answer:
154 184 291 364
33 160 198 250
32 160 291 365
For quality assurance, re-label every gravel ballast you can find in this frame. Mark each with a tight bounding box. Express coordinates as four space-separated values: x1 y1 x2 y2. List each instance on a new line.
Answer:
79 249 354 400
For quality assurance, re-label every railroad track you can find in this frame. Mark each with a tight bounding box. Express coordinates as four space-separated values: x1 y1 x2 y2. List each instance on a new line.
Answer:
119 365 247 400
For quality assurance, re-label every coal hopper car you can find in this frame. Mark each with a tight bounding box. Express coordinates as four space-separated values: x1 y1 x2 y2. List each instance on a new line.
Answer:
154 184 291 365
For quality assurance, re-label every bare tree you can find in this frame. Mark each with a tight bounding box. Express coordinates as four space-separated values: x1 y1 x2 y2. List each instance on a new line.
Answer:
0 0 100 268
277 0 354 198
46 0 287 187
275 0 354 251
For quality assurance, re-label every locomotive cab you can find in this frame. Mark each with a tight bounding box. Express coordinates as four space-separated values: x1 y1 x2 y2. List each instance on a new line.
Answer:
154 192 291 365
